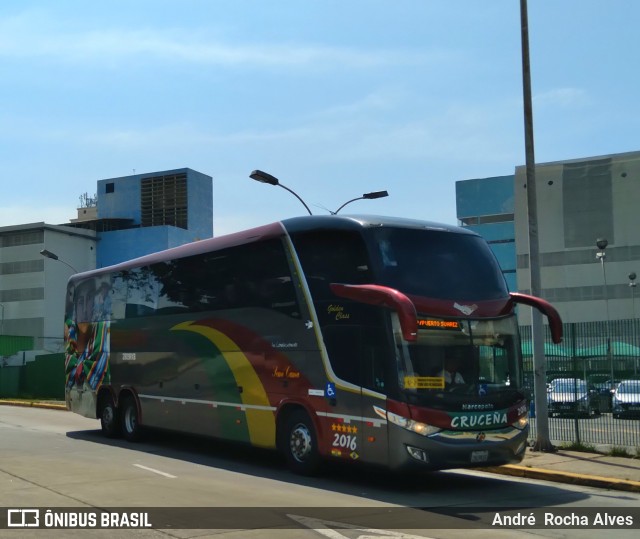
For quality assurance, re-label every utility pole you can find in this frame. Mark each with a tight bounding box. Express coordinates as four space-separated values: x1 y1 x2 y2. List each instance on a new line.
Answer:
520 0 554 451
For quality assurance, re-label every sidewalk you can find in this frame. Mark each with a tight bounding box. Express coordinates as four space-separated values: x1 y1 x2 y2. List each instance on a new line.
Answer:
481 447 640 493
2 399 640 492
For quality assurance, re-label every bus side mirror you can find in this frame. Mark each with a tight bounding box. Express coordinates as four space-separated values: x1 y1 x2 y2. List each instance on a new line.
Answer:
329 283 418 342
509 292 563 344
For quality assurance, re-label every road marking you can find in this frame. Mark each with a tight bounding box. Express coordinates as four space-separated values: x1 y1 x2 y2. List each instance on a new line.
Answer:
286 514 432 539
133 464 176 479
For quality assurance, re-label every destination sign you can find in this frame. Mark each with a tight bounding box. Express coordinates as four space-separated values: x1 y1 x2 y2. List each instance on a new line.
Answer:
417 318 460 330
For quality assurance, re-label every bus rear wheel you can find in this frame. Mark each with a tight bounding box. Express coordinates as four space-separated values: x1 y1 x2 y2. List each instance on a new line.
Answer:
282 410 320 475
98 393 120 438
120 395 143 442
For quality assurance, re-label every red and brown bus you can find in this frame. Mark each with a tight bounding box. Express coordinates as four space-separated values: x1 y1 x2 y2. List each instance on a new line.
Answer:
64 215 561 474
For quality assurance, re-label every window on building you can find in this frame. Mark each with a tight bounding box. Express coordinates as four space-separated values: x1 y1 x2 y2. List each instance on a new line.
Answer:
0 230 44 247
563 159 614 248
140 173 188 229
0 259 44 275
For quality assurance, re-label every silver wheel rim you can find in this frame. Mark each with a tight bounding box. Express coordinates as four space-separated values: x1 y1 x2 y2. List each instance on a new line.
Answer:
125 405 137 434
290 423 312 462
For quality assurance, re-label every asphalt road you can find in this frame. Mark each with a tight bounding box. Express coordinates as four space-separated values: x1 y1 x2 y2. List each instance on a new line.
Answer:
1 406 639 539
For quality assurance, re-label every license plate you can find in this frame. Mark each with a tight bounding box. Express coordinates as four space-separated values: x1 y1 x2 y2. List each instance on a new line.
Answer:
560 405 571 410
471 450 489 463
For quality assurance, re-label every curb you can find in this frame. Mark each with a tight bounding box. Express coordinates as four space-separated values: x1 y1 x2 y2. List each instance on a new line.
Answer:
480 464 640 493
0 400 67 411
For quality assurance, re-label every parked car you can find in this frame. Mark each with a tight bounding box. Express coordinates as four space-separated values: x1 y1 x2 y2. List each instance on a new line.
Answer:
547 378 600 417
612 380 640 419
589 377 620 413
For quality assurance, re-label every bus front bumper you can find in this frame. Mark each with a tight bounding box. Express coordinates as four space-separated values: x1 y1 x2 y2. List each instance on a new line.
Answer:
388 424 529 472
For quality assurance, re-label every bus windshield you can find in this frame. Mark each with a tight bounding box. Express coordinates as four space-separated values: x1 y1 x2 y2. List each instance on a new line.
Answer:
369 227 508 301
396 315 521 402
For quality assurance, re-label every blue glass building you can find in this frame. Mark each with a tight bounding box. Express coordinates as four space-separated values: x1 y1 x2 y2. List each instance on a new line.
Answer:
79 168 213 267
455 175 516 292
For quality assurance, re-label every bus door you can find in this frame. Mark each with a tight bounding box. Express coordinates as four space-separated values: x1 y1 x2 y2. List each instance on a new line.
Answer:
321 323 390 467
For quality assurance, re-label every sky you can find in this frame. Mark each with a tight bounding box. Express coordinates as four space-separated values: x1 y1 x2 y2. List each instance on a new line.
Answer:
1 0 638 237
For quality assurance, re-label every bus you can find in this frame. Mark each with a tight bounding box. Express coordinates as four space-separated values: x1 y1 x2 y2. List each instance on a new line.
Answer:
64 215 562 474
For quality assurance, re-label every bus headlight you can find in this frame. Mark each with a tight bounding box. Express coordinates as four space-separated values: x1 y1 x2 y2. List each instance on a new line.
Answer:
386 410 441 436
511 415 529 430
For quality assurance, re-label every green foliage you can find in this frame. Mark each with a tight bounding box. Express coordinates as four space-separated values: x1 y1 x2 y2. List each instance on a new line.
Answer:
608 446 632 458
558 441 598 453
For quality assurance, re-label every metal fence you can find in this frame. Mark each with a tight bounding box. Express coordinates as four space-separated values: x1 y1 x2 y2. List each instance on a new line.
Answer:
522 319 640 449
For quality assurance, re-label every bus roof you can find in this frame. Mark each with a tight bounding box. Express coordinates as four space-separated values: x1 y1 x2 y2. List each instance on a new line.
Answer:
68 214 476 284
282 214 477 235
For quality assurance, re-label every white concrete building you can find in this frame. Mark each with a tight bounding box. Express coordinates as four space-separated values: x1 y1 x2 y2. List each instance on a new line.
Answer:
515 151 640 325
0 223 96 361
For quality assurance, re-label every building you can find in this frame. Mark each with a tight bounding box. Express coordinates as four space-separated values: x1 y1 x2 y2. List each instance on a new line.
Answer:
456 175 517 292
0 167 213 363
456 150 640 326
514 151 640 325
69 168 213 267
0 223 96 359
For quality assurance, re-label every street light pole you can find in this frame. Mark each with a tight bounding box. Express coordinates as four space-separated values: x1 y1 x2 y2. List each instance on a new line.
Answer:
519 0 554 452
630 272 637 375
39 249 79 273
250 170 389 216
333 191 389 214
630 272 637 319
596 238 614 388
249 170 313 216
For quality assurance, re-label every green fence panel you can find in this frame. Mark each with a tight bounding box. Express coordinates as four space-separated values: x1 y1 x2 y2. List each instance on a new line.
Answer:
0 335 34 355
0 366 23 398
24 354 65 399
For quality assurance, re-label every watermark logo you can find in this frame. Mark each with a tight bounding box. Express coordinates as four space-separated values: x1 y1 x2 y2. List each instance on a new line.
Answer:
7 509 39 528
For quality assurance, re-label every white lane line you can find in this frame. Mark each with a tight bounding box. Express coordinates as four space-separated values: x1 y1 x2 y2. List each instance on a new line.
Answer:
133 464 177 478
286 514 433 539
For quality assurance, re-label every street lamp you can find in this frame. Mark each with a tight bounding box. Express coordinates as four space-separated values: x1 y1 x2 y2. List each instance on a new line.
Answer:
40 249 78 273
595 238 614 388
630 272 637 376
249 170 313 216
630 272 637 318
333 190 389 214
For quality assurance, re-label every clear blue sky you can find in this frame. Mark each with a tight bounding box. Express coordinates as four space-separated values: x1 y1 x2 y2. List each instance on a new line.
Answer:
1 1 638 236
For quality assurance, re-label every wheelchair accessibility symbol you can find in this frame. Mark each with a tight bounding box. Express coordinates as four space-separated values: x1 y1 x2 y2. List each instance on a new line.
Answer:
325 382 336 399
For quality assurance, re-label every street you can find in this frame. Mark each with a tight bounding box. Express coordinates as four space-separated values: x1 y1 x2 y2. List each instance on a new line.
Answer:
1 406 639 538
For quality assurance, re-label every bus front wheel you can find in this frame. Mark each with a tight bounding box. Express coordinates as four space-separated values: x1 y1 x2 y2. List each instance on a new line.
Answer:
120 395 143 442
282 410 320 475
98 393 120 438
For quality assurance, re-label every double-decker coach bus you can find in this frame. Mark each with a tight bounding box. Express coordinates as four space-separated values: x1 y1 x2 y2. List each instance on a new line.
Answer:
64 215 562 474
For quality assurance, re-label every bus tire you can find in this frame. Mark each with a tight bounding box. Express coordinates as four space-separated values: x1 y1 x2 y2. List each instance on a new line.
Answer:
282 409 320 475
98 393 120 438
120 395 143 442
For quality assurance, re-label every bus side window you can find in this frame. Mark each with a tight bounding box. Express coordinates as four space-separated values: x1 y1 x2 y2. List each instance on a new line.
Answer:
361 327 389 392
146 238 301 318
323 325 361 386
290 230 371 301
123 267 159 318
323 325 389 391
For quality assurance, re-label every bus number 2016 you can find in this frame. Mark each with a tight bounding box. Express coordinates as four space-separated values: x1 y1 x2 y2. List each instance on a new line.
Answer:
333 433 357 451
